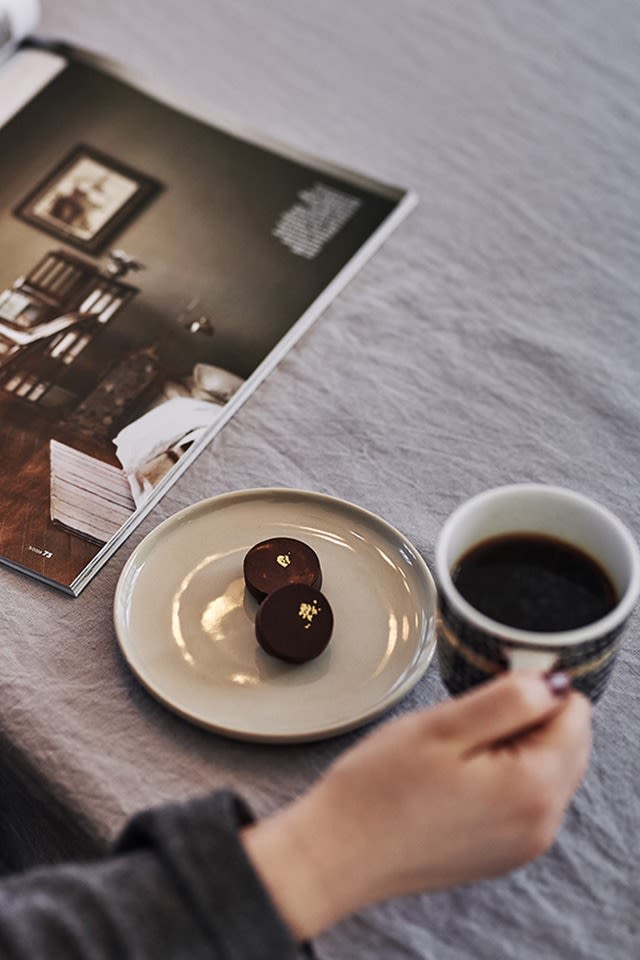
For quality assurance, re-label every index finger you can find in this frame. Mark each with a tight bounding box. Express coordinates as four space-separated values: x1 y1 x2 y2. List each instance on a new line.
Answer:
427 671 572 754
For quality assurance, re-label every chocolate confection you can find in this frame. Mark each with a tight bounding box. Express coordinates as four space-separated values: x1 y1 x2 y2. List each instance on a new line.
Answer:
255 583 333 663
243 537 322 602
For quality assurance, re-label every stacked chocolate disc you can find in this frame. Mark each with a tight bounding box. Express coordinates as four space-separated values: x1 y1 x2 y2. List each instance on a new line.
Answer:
243 537 333 663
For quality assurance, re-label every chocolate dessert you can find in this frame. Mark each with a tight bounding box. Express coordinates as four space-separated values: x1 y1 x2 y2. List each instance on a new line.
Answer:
255 583 333 663
243 537 322 602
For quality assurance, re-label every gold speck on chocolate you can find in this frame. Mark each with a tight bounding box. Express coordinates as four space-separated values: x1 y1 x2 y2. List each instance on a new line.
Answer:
298 600 320 629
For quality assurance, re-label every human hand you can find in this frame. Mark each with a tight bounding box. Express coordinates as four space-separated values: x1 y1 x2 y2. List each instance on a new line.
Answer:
243 672 591 941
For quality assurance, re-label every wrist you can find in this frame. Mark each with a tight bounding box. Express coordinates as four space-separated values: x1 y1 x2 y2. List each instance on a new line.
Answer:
241 783 370 942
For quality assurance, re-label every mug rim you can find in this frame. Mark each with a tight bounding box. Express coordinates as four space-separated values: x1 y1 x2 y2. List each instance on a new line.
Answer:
435 483 640 648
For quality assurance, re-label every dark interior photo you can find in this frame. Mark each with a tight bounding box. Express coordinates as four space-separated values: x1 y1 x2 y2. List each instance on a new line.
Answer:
0 58 399 589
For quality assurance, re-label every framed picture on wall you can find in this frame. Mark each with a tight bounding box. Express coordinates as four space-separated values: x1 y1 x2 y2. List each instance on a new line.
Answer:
13 144 162 255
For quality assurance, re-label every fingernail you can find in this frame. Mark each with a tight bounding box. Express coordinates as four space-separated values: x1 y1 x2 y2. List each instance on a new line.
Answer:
545 671 571 697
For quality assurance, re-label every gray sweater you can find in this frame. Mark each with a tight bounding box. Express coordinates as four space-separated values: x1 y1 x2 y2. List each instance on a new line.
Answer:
0 791 309 958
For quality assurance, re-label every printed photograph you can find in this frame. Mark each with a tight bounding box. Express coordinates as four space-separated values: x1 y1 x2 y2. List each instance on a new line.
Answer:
14 144 161 253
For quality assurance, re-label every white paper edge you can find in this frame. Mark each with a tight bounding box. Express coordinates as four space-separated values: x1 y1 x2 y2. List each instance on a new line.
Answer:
0 46 66 128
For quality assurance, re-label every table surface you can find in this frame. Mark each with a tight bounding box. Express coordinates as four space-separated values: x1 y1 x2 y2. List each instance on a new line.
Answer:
3 1 640 957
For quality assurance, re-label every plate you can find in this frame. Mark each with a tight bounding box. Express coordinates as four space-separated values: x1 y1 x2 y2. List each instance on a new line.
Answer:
113 488 437 742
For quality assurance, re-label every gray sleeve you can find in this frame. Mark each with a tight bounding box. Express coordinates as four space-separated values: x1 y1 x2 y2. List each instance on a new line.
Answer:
0 790 309 959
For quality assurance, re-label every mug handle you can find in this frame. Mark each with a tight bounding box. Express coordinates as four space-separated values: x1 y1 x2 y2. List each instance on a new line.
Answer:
507 648 558 673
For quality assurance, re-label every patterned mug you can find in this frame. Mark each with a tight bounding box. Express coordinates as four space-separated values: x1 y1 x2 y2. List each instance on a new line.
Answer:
435 484 640 702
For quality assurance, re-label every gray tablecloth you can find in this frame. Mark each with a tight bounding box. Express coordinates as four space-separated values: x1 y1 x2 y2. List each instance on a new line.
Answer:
2 1 639 957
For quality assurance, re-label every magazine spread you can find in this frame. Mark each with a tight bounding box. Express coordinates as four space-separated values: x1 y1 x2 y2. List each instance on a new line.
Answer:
0 1 416 595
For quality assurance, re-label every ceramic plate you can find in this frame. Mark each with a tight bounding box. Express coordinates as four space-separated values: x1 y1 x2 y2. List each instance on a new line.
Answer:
113 488 437 742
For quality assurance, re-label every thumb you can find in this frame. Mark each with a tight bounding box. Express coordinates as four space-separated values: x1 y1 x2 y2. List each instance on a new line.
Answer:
429 671 571 754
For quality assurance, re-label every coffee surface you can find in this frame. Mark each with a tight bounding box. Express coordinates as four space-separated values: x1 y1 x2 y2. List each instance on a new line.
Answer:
452 533 617 632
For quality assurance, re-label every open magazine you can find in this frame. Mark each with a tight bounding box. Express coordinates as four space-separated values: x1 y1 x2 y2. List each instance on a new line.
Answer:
0 1 416 595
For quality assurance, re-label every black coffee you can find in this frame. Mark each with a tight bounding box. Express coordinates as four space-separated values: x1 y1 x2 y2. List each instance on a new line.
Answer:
452 533 618 632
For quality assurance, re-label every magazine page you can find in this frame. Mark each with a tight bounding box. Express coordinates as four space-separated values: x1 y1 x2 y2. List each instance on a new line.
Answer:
0 46 65 127
0 50 415 595
0 0 38 62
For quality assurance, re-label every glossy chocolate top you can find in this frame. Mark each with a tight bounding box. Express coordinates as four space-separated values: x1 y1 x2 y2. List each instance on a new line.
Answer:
243 537 322 602
255 583 333 663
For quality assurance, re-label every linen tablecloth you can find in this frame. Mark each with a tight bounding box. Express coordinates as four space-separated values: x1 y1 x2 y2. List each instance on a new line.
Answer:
1 1 639 956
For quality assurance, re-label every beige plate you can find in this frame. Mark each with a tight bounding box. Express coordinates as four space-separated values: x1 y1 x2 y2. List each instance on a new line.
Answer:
113 488 437 742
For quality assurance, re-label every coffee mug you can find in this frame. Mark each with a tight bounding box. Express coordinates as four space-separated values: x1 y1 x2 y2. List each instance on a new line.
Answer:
435 484 640 701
